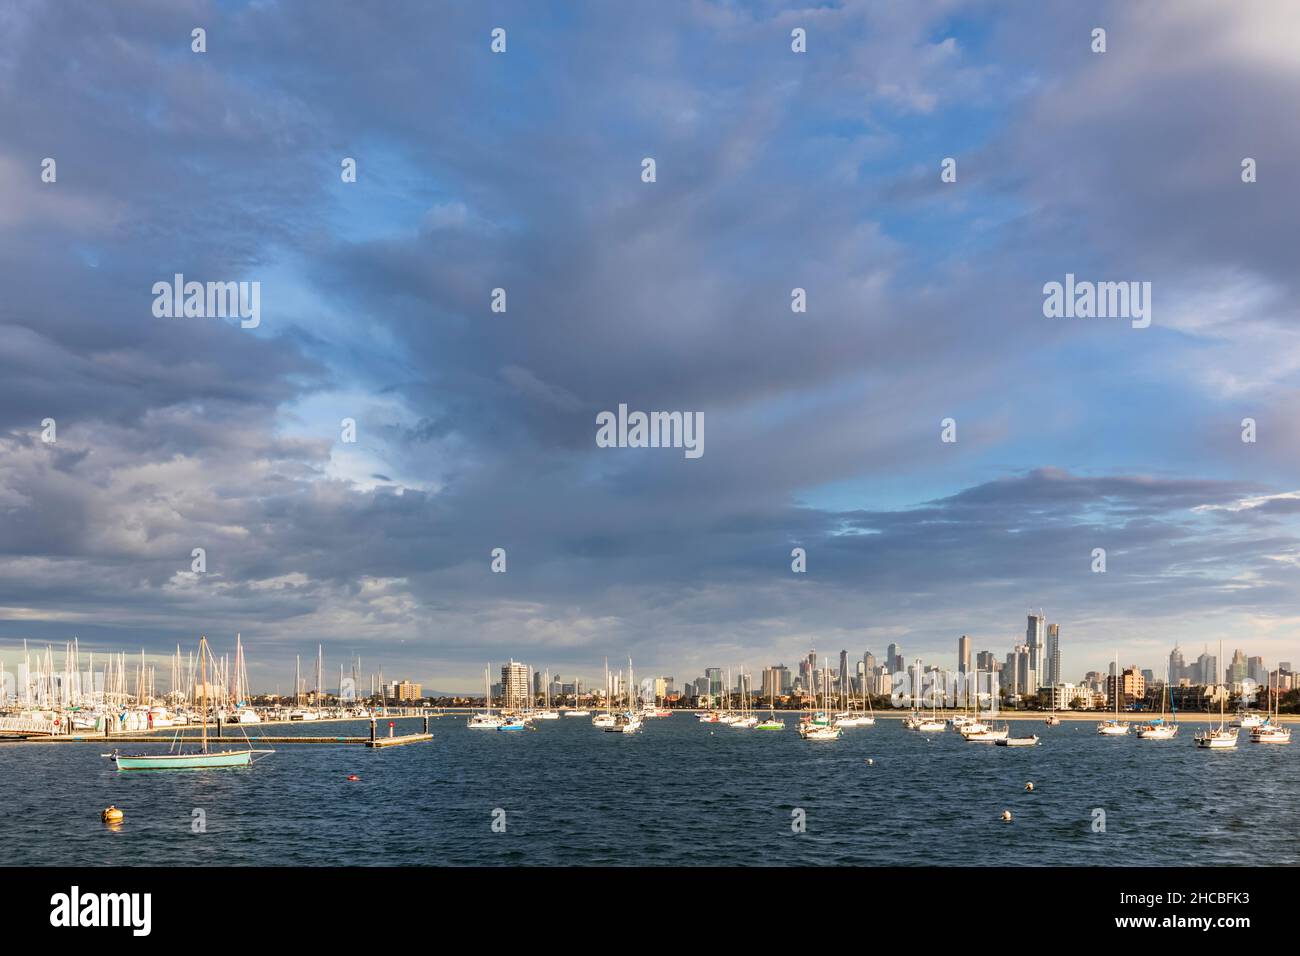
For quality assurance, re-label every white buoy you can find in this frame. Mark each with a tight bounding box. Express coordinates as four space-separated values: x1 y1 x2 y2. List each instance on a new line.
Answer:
865 758 874 765
1001 810 1013 822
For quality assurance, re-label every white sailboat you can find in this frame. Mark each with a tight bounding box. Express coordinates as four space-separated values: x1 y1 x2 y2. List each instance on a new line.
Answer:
1250 671 1290 744
1097 650 1130 736
1136 661 1178 739
729 669 758 728
1195 641 1238 749
961 670 1008 741
604 658 643 733
535 670 560 719
468 666 504 729
799 669 842 740
592 657 617 727
835 665 875 727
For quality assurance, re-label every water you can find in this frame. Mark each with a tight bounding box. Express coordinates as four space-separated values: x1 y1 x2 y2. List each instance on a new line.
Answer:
6 716 1298 866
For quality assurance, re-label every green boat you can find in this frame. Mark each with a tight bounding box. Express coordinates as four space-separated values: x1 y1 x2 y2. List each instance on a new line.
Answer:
109 635 274 772
115 748 256 771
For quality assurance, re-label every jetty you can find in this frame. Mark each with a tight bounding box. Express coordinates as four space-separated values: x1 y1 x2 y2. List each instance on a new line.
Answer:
0 716 435 747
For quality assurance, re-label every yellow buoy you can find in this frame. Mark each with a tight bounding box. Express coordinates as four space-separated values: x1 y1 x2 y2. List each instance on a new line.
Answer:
1001 810 1012 822
1025 782 1034 792
101 806 124 824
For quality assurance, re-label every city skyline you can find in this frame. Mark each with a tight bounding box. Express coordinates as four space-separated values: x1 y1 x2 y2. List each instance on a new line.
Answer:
4 616 1292 698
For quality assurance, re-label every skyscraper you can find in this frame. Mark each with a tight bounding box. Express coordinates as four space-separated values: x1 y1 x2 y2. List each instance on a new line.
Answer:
501 660 530 709
839 649 849 682
1169 645 1186 684
1025 612 1045 694
1228 649 1248 685
1196 647 1216 686
957 635 971 674
886 643 902 675
1045 623 1061 688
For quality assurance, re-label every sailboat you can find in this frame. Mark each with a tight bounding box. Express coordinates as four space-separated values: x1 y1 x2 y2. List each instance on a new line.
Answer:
1044 686 1062 726
112 637 273 770
1136 661 1178 739
604 658 643 733
798 670 842 740
835 666 875 727
468 666 504 729
1250 671 1290 744
961 670 1008 741
592 658 617 727
915 672 946 733
1195 641 1238 749
756 680 785 731
227 634 261 723
730 670 759 728
1097 651 1130 735
535 670 560 719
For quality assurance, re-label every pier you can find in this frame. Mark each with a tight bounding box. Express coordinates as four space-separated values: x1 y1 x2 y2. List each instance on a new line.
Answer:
0 716 436 747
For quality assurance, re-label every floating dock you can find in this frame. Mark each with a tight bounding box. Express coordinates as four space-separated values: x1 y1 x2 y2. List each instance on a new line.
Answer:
0 717 435 747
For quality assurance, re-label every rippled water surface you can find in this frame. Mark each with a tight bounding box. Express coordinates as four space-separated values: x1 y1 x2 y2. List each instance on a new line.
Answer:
7 715 1298 866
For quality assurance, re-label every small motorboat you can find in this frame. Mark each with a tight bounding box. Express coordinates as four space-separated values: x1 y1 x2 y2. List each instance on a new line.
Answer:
996 735 1040 747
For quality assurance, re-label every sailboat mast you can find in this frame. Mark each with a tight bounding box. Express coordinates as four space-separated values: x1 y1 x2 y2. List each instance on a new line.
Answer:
200 637 208 753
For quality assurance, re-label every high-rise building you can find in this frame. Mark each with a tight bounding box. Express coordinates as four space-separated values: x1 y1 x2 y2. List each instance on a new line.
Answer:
1025 612 1046 694
957 635 971 674
501 660 530 709
1005 645 1032 699
1228 649 1248 685
1248 656 1266 687
705 667 722 699
1169 645 1186 684
839 649 849 682
886 643 902 675
976 650 996 672
1045 623 1061 688
863 651 876 675
1195 647 1217 686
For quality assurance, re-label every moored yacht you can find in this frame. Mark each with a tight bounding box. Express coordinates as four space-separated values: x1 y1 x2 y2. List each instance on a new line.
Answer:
468 667 503 729
604 711 642 733
1195 642 1239 750
1249 673 1290 744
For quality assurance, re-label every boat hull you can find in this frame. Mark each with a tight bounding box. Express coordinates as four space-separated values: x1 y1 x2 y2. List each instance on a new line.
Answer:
1250 729 1291 744
116 749 255 771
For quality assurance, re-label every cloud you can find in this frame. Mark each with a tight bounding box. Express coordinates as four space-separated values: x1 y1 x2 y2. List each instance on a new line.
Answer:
0 1 1297 689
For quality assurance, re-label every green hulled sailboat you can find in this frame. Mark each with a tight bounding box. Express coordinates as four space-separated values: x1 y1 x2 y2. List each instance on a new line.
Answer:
112 636 273 771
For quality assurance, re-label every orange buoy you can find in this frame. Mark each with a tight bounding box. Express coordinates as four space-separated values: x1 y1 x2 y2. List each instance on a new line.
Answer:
101 806 124 823
346 774 360 781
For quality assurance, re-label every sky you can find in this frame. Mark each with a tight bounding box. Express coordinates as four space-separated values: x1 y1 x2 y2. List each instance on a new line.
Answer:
1 0 1299 693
